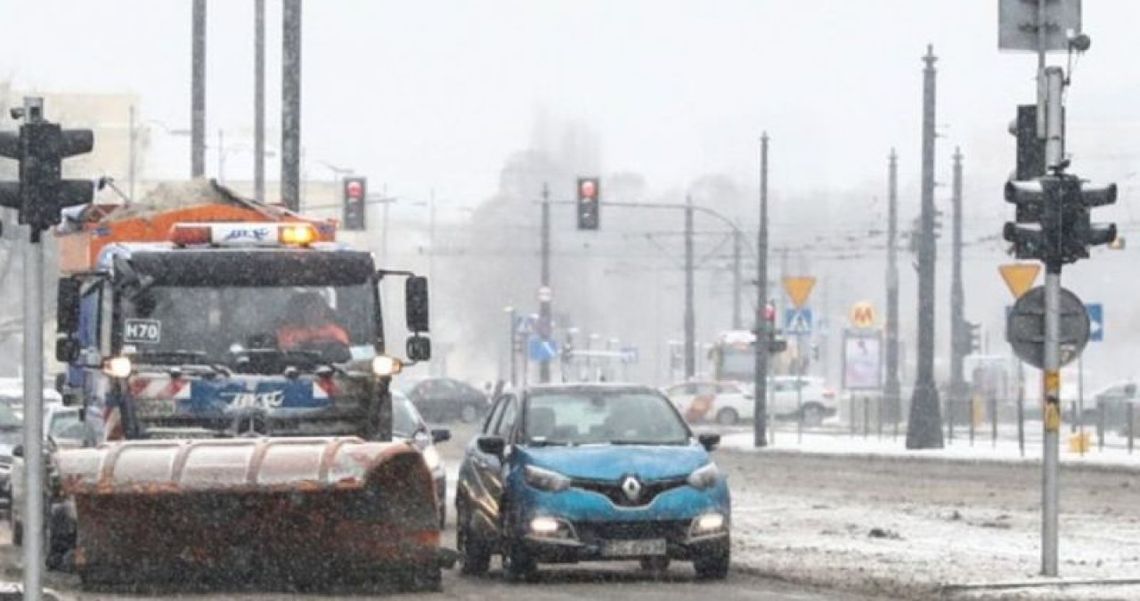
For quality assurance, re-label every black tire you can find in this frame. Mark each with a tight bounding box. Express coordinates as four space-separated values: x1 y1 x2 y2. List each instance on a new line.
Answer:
715 408 739 426
460 403 480 424
639 556 670 573
503 542 537 583
12 517 22 547
802 404 825 428
458 502 491 576
693 540 730 580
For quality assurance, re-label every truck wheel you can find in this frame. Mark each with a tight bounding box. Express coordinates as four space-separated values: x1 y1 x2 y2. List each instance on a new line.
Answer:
400 564 442 592
460 404 479 423
693 540 730 580
12 518 22 547
715 408 739 426
640 556 670 573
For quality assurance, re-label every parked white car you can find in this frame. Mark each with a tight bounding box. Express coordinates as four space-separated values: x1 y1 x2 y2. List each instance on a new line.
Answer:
663 377 838 426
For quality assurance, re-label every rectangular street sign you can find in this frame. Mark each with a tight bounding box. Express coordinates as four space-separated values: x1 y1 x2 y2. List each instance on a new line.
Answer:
1086 303 1102 342
998 0 1082 53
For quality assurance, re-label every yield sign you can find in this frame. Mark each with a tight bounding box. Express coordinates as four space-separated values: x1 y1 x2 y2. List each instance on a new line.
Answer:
782 276 816 309
998 263 1041 299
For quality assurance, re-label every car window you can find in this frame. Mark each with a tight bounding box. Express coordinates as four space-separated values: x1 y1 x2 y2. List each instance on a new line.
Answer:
483 395 509 434
495 398 518 438
392 396 422 438
0 403 19 428
524 389 689 445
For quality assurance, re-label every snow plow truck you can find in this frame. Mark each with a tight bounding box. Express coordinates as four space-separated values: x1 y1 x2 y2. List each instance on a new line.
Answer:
46 180 444 590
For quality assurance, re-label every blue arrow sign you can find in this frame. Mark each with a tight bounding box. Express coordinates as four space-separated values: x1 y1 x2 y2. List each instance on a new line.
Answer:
528 336 560 362
1086 303 1103 342
785 308 813 335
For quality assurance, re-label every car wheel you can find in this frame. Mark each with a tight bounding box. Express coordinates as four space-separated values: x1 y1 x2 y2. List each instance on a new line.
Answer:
639 556 670 573
802 404 825 427
715 408 739 426
504 543 537 582
458 502 491 576
460 403 480 423
693 538 730 580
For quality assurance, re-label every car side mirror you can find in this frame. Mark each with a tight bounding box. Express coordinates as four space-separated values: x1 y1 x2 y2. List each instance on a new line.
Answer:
698 433 721 451
405 276 430 333
431 428 451 444
407 335 431 362
477 435 505 457
12 445 23 458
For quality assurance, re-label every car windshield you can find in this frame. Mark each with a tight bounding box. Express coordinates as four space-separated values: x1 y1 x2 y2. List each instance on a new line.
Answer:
121 284 377 370
0 403 19 429
525 389 690 446
393 395 423 438
48 410 87 442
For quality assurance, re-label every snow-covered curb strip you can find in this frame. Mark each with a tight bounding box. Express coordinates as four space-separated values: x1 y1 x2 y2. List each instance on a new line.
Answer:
720 431 1140 475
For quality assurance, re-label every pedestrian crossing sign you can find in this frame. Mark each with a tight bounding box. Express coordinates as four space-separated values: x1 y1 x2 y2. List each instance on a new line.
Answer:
785 308 813 334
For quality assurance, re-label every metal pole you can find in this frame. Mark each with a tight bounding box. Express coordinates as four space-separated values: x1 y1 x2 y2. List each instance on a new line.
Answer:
754 133 770 448
1040 65 1065 578
906 44 944 449
732 229 742 330
22 227 45 601
128 104 136 202
254 0 266 202
540 184 552 384
684 195 695 379
281 0 302 211
950 147 966 407
507 307 517 388
381 183 390 266
796 336 803 443
191 0 206 178
217 129 225 184
1018 360 1026 457
885 149 901 423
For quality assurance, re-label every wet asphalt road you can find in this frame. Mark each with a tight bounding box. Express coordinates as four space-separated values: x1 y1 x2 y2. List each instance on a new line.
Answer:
0 421 874 600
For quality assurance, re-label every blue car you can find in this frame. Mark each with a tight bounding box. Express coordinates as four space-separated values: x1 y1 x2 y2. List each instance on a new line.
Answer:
455 383 730 581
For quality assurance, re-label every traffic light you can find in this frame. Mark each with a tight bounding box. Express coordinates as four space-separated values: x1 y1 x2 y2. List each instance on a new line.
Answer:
965 321 981 354
1003 174 1118 266
576 177 600 230
0 99 94 237
342 176 366 231
1012 105 1046 181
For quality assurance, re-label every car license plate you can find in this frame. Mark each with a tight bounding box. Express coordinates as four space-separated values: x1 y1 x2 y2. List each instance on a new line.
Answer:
602 538 666 557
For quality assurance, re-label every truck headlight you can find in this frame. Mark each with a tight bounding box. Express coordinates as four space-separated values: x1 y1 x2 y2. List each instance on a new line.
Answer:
372 355 402 377
102 356 132 378
524 465 571 492
687 462 720 490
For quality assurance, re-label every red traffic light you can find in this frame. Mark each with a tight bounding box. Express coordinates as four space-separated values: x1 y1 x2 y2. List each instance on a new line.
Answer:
764 303 776 322
579 178 598 200
345 179 364 199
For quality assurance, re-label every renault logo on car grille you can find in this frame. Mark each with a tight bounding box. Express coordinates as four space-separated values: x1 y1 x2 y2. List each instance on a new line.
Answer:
621 475 642 502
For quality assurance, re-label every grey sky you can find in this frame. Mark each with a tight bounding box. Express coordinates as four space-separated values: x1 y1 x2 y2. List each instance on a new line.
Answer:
2 0 1139 208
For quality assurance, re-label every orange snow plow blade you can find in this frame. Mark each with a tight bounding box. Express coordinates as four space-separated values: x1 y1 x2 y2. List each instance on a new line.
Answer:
58 437 441 588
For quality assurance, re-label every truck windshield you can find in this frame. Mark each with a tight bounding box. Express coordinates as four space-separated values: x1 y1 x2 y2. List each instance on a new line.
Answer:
121 283 377 368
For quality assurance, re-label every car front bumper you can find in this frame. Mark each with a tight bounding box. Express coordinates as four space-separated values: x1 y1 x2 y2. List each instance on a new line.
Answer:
507 478 731 563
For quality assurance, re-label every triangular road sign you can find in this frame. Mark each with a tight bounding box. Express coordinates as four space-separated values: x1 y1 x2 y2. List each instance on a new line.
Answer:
999 263 1041 299
782 276 816 309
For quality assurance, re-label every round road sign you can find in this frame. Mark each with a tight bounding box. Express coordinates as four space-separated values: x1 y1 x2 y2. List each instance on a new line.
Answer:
1006 285 1090 369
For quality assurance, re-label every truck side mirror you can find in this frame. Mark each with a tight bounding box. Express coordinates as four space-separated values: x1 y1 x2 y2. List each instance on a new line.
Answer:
407 335 432 362
57 277 81 333
56 337 79 363
405 276 430 333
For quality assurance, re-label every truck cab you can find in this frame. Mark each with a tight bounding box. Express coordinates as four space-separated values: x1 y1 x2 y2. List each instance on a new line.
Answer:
56 220 431 442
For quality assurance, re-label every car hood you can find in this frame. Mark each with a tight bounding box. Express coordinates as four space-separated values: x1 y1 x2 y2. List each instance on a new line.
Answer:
518 443 709 481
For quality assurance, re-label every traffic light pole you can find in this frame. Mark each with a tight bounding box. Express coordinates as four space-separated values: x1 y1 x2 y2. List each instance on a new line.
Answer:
191 0 206 178
949 147 967 414
21 225 45 601
755 133 770 448
540 184 552 384
281 0 302 212
684 195 696 380
1041 65 1065 578
885 149 901 425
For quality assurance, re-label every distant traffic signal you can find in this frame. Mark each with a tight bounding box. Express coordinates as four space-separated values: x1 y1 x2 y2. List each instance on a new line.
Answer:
0 98 94 236
1012 105 1047 181
576 177 599 230
342 176 366 231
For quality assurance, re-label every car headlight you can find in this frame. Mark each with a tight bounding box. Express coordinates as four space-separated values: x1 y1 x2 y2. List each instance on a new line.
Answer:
524 465 571 492
687 462 720 489
689 511 728 538
422 445 442 473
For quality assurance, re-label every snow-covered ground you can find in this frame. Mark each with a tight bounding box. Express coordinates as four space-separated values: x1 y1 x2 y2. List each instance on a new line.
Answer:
714 429 1140 600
